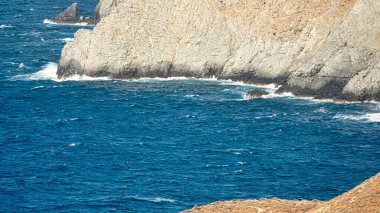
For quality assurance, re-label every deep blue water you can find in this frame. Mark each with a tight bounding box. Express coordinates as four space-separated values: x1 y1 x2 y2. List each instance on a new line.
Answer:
1 1 380 212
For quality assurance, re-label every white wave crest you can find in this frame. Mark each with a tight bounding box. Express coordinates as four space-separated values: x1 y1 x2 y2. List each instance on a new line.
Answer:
125 77 277 89
184 94 200 98
31 86 45 90
151 197 176 203
4 61 18 65
58 37 74 42
0 24 12 28
220 80 254 87
262 92 296 99
43 19 88 26
10 63 111 82
130 77 194 82
314 107 328 113
11 62 58 81
18 63 30 70
129 196 176 203
333 113 380 122
64 74 110 81
311 98 364 104
220 80 280 90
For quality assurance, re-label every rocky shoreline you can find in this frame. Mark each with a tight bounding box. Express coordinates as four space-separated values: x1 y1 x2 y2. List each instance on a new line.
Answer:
182 172 380 213
56 0 380 102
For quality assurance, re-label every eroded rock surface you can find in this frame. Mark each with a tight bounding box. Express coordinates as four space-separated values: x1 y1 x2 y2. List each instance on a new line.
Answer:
57 0 380 101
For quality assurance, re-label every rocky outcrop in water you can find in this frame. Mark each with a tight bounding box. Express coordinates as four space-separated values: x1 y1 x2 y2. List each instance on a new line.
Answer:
245 90 270 99
53 3 98 25
182 172 380 213
57 0 380 101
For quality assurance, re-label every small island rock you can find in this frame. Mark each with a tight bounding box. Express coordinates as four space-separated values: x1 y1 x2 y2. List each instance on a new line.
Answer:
245 90 270 100
54 3 79 22
53 3 98 25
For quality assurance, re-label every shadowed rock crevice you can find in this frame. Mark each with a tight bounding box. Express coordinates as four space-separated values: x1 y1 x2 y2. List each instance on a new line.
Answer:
57 60 85 78
278 78 350 100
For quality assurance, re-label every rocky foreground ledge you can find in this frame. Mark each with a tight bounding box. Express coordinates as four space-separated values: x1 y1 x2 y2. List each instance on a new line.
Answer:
57 0 380 101
182 172 380 213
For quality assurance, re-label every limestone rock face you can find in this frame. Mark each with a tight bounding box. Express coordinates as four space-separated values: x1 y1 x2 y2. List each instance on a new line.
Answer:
94 0 118 20
57 0 380 101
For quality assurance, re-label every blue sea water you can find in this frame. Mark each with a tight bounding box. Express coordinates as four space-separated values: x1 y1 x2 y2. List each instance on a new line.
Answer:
0 1 379 212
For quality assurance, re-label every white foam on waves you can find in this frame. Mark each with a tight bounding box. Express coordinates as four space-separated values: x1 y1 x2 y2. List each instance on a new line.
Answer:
65 75 110 81
43 19 88 26
129 77 194 82
261 92 296 99
0 24 12 28
59 38 74 42
129 77 280 91
11 62 59 81
10 63 111 82
220 80 279 90
18 63 30 70
334 113 380 123
31 85 45 90
128 196 176 203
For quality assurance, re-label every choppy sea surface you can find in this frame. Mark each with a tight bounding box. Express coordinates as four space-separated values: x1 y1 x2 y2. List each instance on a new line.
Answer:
1 1 379 212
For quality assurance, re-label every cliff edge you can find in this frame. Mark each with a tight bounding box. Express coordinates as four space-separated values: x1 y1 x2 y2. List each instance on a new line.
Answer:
57 0 380 101
182 172 380 213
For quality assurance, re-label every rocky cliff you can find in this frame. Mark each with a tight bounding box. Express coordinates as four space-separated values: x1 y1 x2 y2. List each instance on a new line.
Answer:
57 0 380 101
182 172 380 213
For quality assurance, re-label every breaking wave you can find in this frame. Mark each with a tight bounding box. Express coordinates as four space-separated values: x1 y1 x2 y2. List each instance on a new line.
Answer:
11 62 58 81
128 77 196 82
128 196 176 203
261 92 296 99
0 24 13 28
43 19 89 26
58 37 74 42
18 63 30 70
9 63 110 81
333 113 380 122
221 80 279 90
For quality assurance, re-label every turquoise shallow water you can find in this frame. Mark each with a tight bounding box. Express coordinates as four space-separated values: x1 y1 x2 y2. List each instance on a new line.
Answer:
1 1 380 212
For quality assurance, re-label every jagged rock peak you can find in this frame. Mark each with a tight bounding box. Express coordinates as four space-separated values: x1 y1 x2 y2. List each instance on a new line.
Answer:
53 2 100 25
54 3 79 22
